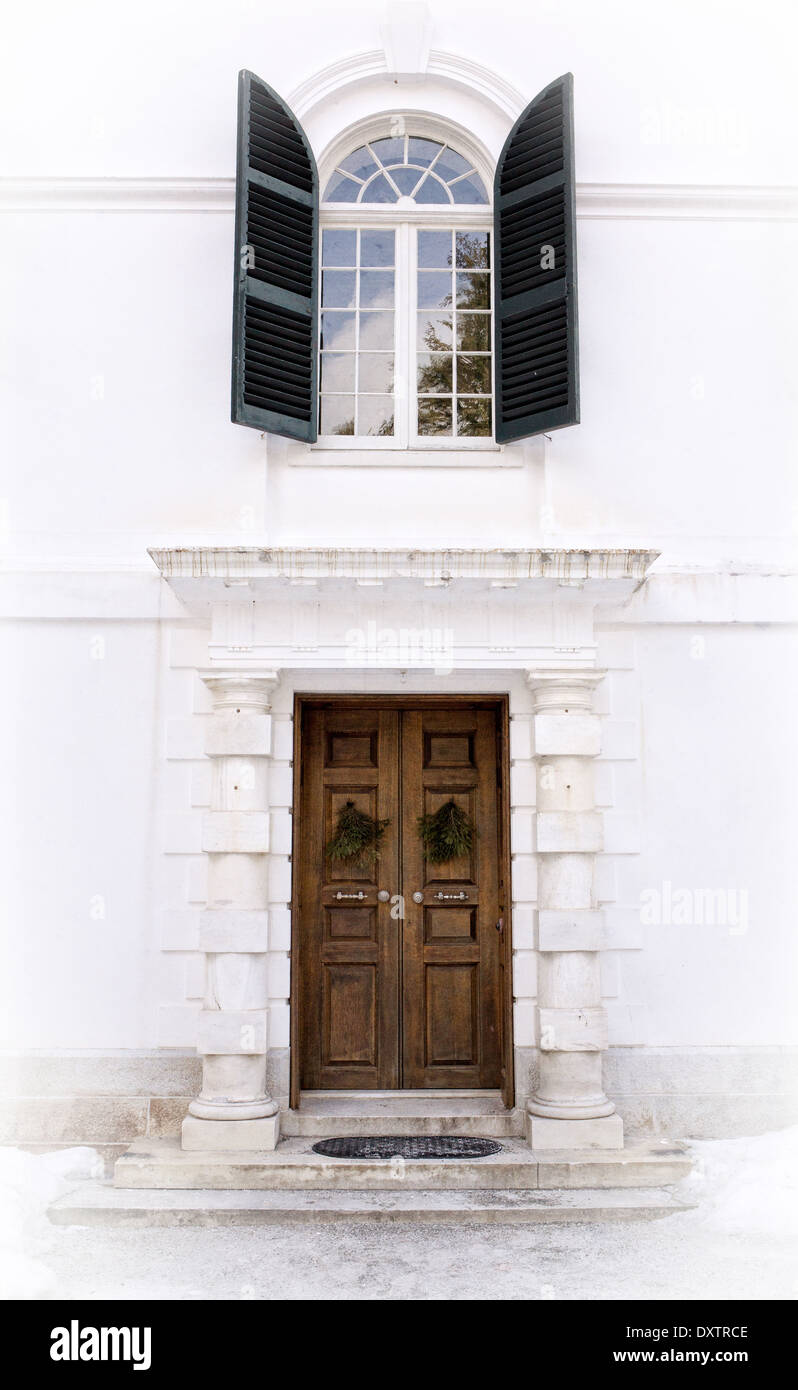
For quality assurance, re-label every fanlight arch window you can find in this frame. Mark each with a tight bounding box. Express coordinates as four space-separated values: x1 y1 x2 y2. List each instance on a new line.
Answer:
323 136 489 206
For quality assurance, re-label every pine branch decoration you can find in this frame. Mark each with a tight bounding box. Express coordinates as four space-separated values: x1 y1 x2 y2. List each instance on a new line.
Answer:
417 798 476 864
326 800 390 869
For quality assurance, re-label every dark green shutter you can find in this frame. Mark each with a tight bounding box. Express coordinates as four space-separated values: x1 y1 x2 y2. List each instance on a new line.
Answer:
494 74 579 443
231 70 319 440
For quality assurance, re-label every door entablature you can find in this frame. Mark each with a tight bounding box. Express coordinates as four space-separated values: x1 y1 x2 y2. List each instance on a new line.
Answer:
149 546 658 676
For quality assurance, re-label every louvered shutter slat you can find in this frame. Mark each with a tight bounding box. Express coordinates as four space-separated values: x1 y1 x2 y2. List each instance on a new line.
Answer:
231 70 319 439
494 74 579 442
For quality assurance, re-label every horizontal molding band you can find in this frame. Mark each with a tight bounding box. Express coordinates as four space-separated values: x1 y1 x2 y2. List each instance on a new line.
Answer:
1 178 796 221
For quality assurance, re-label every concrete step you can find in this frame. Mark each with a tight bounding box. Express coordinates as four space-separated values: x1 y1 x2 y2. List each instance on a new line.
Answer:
51 1180 694 1226
281 1094 524 1138
113 1136 691 1192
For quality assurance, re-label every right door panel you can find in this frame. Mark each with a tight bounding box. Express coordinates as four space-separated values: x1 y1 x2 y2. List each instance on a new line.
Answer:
400 707 503 1088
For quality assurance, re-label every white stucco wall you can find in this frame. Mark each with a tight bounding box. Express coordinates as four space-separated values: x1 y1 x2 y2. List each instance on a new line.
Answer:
2 0 797 1135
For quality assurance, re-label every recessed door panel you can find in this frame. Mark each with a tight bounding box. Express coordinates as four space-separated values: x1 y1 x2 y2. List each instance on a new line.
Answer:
324 964 377 1066
424 906 477 942
424 964 478 1066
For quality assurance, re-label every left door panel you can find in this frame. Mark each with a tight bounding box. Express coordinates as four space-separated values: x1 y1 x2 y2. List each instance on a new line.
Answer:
297 706 400 1088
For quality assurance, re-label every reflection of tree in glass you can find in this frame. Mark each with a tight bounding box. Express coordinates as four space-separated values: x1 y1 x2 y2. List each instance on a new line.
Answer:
418 231 490 400
330 413 394 437
459 399 491 435
456 231 489 272
421 318 453 355
417 356 452 393
454 233 490 313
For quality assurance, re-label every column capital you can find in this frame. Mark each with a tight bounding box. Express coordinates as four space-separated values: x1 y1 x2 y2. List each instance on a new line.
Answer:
199 670 281 712
525 668 606 713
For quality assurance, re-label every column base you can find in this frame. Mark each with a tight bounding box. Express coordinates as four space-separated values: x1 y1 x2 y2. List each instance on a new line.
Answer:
188 1096 279 1121
181 1114 281 1152
526 1112 624 1150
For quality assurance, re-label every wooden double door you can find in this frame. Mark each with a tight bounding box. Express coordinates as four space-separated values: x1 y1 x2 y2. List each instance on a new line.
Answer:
294 699 512 1099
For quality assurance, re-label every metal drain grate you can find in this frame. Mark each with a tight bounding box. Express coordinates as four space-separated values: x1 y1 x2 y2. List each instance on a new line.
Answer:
311 1136 503 1160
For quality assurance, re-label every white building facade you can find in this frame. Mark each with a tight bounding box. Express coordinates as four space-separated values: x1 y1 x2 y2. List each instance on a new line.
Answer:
2 1 797 1166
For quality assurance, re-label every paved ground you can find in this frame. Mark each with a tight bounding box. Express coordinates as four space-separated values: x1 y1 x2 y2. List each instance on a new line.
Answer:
30 1212 796 1301
3 1127 797 1300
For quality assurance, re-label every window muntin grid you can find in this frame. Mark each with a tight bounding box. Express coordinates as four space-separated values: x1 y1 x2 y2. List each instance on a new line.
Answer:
319 228 396 437
416 229 492 438
323 136 489 206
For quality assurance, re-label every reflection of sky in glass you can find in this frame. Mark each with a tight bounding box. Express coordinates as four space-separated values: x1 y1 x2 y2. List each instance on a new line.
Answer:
417 273 452 311
321 270 356 308
319 230 397 438
321 230 356 267
358 312 394 350
418 231 453 268
359 272 394 308
320 353 355 393
360 231 394 267
320 311 356 350
338 149 378 181
359 354 394 393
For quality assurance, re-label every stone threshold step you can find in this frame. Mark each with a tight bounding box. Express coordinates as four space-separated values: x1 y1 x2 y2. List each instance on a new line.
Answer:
114 1137 691 1192
281 1097 524 1138
51 1180 694 1226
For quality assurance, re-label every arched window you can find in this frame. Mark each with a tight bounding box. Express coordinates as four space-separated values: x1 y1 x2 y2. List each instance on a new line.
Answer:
319 128 494 447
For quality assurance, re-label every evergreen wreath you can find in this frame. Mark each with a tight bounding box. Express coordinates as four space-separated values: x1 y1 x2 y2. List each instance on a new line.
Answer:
326 800 390 870
417 798 476 864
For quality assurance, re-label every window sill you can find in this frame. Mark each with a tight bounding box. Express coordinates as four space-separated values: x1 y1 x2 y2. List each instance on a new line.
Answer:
297 442 524 467
313 435 501 450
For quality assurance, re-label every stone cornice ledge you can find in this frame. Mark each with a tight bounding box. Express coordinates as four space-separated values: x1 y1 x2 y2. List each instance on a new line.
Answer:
2 180 796 221
149 546 659 586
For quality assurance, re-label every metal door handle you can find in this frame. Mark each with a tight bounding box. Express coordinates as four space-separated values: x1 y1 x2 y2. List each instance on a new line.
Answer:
335 890 367 900
434 891 469 901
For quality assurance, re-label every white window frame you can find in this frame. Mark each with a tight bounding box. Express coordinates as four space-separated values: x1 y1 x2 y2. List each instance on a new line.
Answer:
314 115 500 454
316 206 497 452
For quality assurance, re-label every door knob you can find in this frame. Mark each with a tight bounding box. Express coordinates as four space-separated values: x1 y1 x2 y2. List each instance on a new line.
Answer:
412 891 424 904
377 889 390 902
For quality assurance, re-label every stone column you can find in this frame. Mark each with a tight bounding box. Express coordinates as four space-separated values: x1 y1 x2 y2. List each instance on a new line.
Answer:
182 672 281 1152
526 669 623 1150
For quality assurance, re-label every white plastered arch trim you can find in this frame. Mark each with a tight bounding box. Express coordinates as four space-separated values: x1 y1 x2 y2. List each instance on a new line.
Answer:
289 49 526 187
